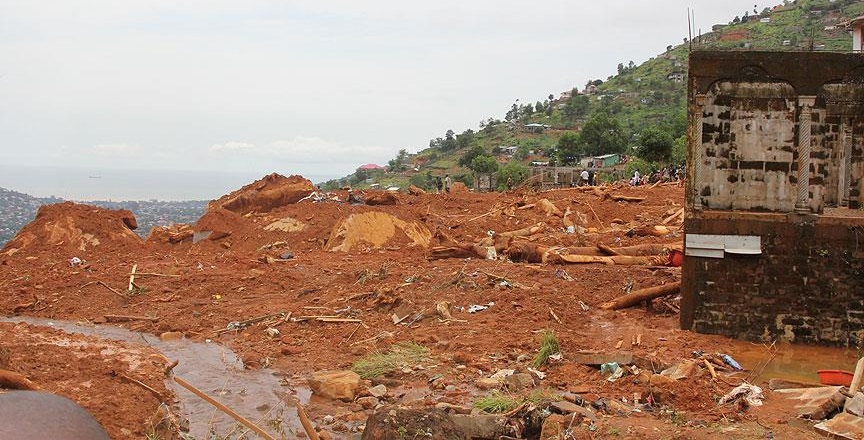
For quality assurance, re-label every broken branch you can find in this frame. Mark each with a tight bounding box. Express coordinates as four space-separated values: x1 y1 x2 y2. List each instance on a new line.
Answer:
599 282 682 310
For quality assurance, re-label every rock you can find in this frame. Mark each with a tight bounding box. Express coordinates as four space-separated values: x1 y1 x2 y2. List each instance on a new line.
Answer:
357 397 379 409
660 360 702 380
408 185 426 196
264 327 280 338
449 414 507 439
279 251 295 260
322 415 335 425
814 412 864 439
159 331 183 341
365 192 398 206
368 384 387 398
475 377 501 390
308 370 361 402
774 386 845 420
847 392 864 417
361 406 466 440
503 373 535 392
550 401 597 423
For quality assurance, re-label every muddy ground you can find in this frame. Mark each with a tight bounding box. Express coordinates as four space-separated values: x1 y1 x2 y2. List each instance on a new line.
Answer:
0 176 846 439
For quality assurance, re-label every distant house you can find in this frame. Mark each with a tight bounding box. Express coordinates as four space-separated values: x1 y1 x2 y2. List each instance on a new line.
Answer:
848 15 864 52
583 84 599 95
591 154 621 168
500 146 519 156
356 164 386 172
524 123 551 133
667 71 685 82
560 90 573 100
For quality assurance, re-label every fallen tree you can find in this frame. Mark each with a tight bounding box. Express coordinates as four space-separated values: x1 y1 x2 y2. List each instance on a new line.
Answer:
600 281 682 310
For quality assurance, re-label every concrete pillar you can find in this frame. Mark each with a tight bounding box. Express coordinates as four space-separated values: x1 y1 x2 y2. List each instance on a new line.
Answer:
692 94 706 211
842 117 854 207
795 96 816 214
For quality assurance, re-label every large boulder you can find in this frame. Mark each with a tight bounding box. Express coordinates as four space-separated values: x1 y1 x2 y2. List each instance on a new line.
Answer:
361 406 466 440
308 370 361 402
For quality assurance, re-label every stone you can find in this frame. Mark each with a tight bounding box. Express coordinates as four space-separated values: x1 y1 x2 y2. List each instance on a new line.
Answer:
159 331 183 341
357 397 379 410
660 360 702 380
279 251 295 260
503 373 535 392
368 384 387 398
846 392 864 417
449 414 507 439
774 386 845 420
475 377 501 390
264 327 280 338
308 370 361 402
361 406 466 440
814 412 864 439
549 401 597 423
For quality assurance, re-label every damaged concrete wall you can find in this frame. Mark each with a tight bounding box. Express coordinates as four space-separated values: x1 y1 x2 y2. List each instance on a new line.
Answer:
681 214 864 346
683 51 864 347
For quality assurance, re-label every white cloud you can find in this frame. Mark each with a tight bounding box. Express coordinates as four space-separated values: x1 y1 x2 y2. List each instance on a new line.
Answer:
210 141 254 152
209 136 392 165
90 143 141 156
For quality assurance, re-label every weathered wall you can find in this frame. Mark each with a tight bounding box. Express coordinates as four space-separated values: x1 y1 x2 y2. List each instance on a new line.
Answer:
683 51 864 347
681 214 864 347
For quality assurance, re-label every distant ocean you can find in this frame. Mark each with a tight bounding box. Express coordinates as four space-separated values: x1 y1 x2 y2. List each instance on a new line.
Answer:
0 165 335 201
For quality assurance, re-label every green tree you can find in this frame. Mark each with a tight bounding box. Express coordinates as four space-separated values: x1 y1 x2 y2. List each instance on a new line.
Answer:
635 126 674 162
441 129 457 151
470 155 500 174
387 148 409 172
535 101 544 113
514 145 531 161
459 144 486 167
670 135 687 164
456 129 475 150
563 94 589 121
496 161 529 190
556 131 583 165
580 112 628 156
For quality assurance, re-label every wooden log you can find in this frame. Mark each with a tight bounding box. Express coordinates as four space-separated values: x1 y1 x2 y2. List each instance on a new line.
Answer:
555 254 615 265
599 282 681 310
128 264 137 291
428 244 490 260
662 208 685 225
596 244 620 256
174 376 276 440
629 225 671 237
295 401 321 440
498 223 545 238
0 369 38 390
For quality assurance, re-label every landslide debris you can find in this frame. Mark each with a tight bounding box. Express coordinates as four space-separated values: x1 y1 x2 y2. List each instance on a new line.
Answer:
211 173 315 215
2 202 141 256
326 211 431 252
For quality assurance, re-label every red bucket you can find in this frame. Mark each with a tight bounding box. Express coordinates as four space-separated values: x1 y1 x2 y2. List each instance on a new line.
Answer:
817 370 854 387
669 249 683 267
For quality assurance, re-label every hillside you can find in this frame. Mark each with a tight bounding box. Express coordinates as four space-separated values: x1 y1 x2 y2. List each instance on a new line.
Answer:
0 187 206 246
324 0 862 192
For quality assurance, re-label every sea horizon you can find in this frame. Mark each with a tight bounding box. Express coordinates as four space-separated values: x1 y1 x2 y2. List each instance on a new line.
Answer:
0 164 337 202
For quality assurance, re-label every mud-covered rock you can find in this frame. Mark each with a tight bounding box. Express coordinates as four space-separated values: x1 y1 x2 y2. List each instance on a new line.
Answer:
308 370 361 402
361 406 465 440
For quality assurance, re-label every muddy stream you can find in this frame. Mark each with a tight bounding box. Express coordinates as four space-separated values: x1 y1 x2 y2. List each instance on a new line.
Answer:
1 316 310 439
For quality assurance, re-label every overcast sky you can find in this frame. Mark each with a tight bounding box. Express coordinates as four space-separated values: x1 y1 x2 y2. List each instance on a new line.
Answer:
0 0 774 180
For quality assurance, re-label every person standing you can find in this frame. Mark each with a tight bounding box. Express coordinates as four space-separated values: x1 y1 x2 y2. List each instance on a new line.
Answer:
580 169 589 186
444 174 452 193
435 176 443 194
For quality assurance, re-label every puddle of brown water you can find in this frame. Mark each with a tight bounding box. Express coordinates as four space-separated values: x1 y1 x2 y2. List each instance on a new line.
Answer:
1 316 310 439
725 340 860 384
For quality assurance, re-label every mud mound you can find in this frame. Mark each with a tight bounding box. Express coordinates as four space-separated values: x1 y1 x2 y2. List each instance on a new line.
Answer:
365 192 398 206
212 173 315 215
451 182 469 193
2 202 141 256
326 212 431 252
146 224 194 244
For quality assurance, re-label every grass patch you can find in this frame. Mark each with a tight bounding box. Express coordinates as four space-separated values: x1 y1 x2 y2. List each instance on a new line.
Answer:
473 388 562 414
533 330 561 368
351 342 430 379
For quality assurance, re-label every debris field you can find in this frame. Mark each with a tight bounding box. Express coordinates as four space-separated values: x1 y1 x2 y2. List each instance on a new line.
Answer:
0 173 852 439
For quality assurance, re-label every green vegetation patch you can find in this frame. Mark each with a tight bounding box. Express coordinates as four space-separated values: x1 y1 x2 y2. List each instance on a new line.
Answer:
351 342 430 379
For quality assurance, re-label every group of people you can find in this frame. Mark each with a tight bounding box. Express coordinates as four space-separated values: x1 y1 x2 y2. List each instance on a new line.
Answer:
434 174 452 194
578 168 596 186
630 164 685 186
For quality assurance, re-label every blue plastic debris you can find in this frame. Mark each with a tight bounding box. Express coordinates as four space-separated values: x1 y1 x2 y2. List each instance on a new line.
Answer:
722 354 743 370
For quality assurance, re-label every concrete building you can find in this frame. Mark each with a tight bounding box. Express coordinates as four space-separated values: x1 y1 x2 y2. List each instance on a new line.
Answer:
850 15 864 52
681 51 864 347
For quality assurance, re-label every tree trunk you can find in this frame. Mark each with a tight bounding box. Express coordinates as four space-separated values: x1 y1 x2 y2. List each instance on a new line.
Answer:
600 282 682 310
